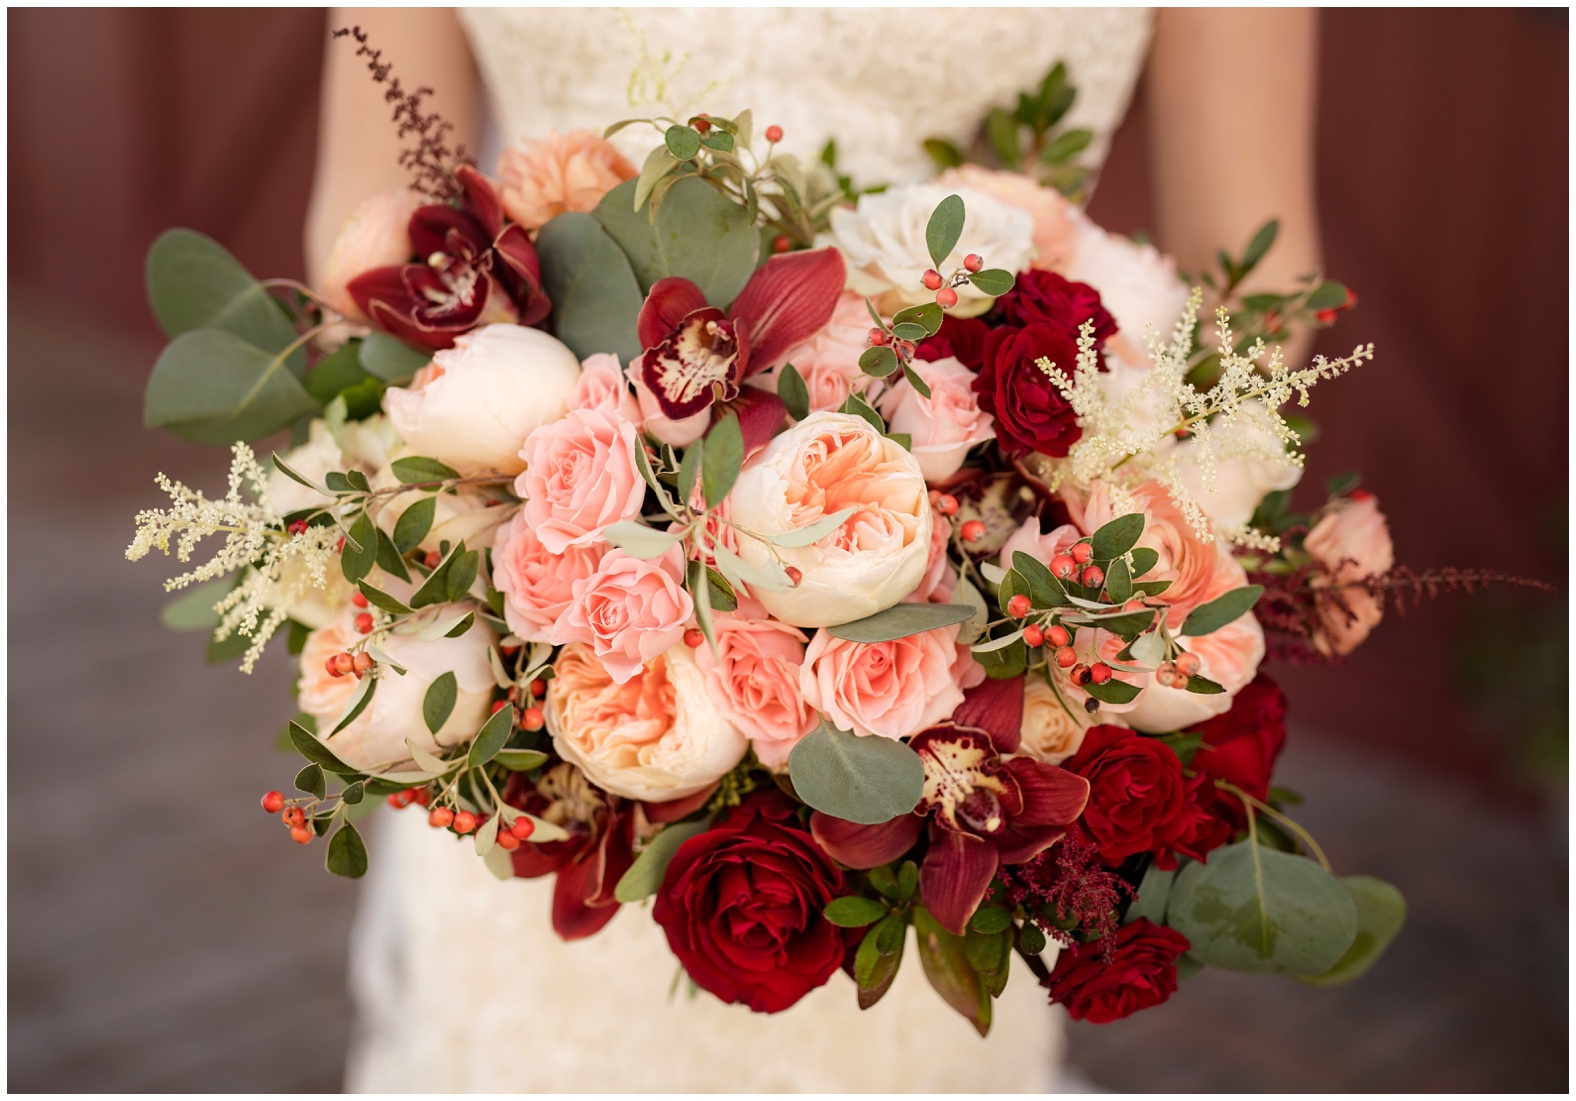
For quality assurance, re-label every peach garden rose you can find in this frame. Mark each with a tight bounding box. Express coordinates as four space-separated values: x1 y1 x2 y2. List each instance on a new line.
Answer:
1304 493 1395 657
515 405 645 554
799 624 966 741
496 129 637 230
553 547 695 684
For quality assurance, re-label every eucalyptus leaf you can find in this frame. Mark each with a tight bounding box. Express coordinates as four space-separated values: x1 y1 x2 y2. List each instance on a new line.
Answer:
1181 585 1264 636
614 817 714 902
143 329 318 446
702 413 744 506
1128 863 1178 925
358 332 430 384
664 124 702 160
787 723 924 824
1297 876 1407 987
594 176 759 307
145 229 300 366
535 212 644 364
827 602 976 644
422 671 458 734
601 522 684 560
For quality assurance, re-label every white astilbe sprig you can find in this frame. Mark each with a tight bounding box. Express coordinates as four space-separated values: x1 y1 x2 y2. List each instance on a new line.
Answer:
126 443 341 672
1038 290 1375 543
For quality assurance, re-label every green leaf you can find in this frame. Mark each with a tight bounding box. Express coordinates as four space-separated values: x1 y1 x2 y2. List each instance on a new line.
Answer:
664 124 702 160
838 393 885 433
986 108 1021 171
1167 840 1358 976
677 437 703 505
345 469 371 493
325 822 369 879
302 340 381 413
534 212 645 364
912 906 990 1037
1039 127 1093 164
601 521 684 560
975 632 1028 680
900 362 932 400
1090 513 1145 560
858 345 899 378
1018 920 1047 955
1010 552 1065 608
891 321 928 341
161 578 233 631
445 549 479 602
1075 608 1156 638
898 860 919 900
145 229 301 368
340 513 378 584
965 268 1015 297
1297 876 1407 987
965 925 1011 977
327 671 377 737
1181 585 1264 636
143 329 318 446
777 363 810 421
969 905 1013 935
824 895 891 928
1105 556 1133 604
893 302 945 336
358 332 430 384
495 748 548 772
594 176 759 307
702 413 744 507
391 496 437 555
768 506 856 549
1240 219 1280 275
827 602 976 643
632 144 682 212
357 581 411 616
389 456 460 484
700 130 734 152
1184 675 1226 695
422 671 458 734
409 540 466 609
614 816 713 902
1306 280 1350 311
1325 470 1362 498
1128 546 1160 578
287 720 364 779
854 919 904 1008
1128 862 1177 925
924 193 967 269
787 722 924 824
1083 677 1141 704
466 703 514 769
295 762 326 799
922 137 965 169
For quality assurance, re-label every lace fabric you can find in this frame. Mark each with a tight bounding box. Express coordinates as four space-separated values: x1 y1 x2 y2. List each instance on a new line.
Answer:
346 8 1154 1091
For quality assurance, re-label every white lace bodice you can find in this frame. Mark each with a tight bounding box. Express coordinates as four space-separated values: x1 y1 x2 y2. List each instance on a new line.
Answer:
347 8 1156 1092
459 6 1154 188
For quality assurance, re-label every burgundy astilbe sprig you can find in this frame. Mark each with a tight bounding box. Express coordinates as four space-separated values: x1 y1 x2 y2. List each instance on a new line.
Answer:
333 26 468 201
997 835 1133 960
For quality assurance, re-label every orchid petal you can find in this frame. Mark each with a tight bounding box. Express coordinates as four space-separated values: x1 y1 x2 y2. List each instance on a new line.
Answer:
493 224 551 325
727 247 847 373
951 674 1025 755
1000 757 1090 827
920 827 1000 936
810 810 922 869
723 384 787 455
456 164 504 239
550 855 621 940
637 277 709 350
643 785 716 824
995 824 1066 866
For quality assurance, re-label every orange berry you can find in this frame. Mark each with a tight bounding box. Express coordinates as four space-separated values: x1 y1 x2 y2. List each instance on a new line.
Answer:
354 612 374 634
496 831 521 852
332 652 355 676
1090 662 1113 685
452 811 477 835
282 806 306 829
530 678 547 698
1049 555 1077 580
693 114 712 133
1070 542 1093 564
1070 663 1092 687
684 628 705 648
324 656 343 678
1124 599 1147 613
921 269 943 291
290 826 313 845
491 699 511 715
522 706 544 732
385 793 405 809
785 566 804 584
936 287 959 309
773 235 792 253
424 551 441 569
1022 624 1044 648
936 494 959 517
351 590 369 609
412 787 431 808
1007 594 1032 618
1080 565 1104 589
963 253 983 273
1046 624 1071 648
765 124 783 143
961 520 986 543
261 791 285 814
429 807 454 829
1175 652 1201 676
1055 646 1077 669
352 652 374 675
509 817 537 841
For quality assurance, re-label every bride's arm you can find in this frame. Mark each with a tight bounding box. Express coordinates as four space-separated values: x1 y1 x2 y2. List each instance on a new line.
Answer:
1146 8 1322 358
305 7 480 287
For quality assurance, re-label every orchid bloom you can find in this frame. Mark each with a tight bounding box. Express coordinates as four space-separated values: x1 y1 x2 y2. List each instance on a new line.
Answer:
812 715 1089 936
636 247 846 433
349 165 549 350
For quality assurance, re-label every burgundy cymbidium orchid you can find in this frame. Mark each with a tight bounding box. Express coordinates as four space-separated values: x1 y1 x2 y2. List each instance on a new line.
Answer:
636 247 846 443
348 165 549 350
811 720 1090 937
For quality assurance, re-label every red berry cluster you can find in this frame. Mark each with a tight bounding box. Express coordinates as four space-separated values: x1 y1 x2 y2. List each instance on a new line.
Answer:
386 786 432 810
261 791 315 845
324 650 375 679
921 253 983 310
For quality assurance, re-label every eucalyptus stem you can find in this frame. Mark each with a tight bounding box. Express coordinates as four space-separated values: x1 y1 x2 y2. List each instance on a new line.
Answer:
1219 781 1331 872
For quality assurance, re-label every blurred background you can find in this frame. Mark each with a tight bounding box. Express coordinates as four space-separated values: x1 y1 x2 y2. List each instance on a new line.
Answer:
7 7 1568 1092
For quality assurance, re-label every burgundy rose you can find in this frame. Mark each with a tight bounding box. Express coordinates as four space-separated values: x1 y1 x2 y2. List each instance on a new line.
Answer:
916 315 990 370
993 270 1117 348
1152 771 1235 870
1063 725 1189 865
1045 918 1191 1023
652 790 857 1013
973 323 1084 457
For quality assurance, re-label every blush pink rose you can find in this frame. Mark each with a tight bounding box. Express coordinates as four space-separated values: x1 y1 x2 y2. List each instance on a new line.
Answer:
554 546 695 683
800 625 965 740
877 355 995 483
693 599 818 768
491 509 607 642
321 189 421 322
497 129 637 230
912 512 958 604
570 352 642 421
936 165 1076 272
1304 493 1395 657
515 407 645 553
762 292 874 413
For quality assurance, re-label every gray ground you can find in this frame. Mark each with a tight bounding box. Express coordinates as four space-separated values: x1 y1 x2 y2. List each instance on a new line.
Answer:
7 294 1568 1092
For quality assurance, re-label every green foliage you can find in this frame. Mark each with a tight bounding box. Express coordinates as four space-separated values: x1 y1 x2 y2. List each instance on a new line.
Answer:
295 762 326 800
912 906 991 1037
777 363 810 421
614 816 713 902
466 699 514 769
160 577 232 631
1180 585 1264 636
389 456 460 483
922 138 965 170
854 913 907 1009
824 895 892 928
144 329 318 445
1127 862 1177 925
787 722 924 824
827 602 976 643
701 413 744 507
325 822 369 879
1090 512 1145 560
391 496 437 555
965 268 1015 297
593 177 760 308
664 124 702 160
422 671 458 734
859 345 899 378
358 332 429 384
145 229 301 368
303 341 384 417
287 720 363 779
925 194 967 268
1297 876 1407 987
340 513 378 584
535 212 645 365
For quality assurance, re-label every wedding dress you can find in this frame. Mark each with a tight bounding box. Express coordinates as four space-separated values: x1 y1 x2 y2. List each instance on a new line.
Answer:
345 8 1154 1092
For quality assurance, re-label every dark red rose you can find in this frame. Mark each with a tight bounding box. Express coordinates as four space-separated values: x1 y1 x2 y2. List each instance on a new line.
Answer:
1189 674 1288 807
972 323 1084 457
994 270 1117 348
1063 725 1189 865
652 790 857 1013
916 315 990 370
1046 918 1191 1023
1151 771 1235 870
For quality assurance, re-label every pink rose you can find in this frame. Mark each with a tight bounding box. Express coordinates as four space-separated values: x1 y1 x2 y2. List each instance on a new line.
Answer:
936 165 1076 272
800 625 965 740
877 355 994 483
515 406 645 553
912 512 958 604
546 643 747 802
321 189 421 322
491 509 607 642
999 517 1082 573
570 352 642 421
762 292 874 413
693 599 818 768
1304 493 1395 657
554 547 695 683
497 129 637 230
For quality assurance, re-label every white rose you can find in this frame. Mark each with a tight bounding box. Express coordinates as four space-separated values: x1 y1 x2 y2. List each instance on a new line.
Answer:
876 355 995 482
268 416 398 517
297 611 498 773
1017 676 1110 765
729 412 933 628
1172 402 1302 531
823 184 1036 319
384 323 580 475
545 643 748 803
1063 210 1190 355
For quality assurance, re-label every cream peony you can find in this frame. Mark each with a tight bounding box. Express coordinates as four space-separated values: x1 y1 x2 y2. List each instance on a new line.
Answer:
320 189 421 323
297 610 497 772
384 324 580 476
728 412 933 628
935 165 1077 272
877 355 994 483
824 184 1036 318
1062 210 1189 364
545 642 748 803
267 416 400 518
497 129 637 230
1304 494 1394 657
800 624 966 740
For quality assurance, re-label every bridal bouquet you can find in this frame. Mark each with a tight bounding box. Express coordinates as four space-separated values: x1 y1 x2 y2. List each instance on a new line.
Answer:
130 43 1524 1030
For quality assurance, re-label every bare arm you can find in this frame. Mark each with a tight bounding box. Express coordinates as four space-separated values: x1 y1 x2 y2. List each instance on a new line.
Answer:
305 7 480 287
1146 8 1321 356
